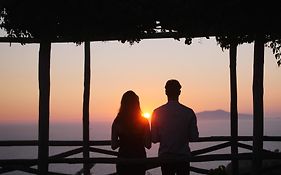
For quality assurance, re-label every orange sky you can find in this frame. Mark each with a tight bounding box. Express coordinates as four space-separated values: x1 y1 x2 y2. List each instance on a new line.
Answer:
0 38 280 123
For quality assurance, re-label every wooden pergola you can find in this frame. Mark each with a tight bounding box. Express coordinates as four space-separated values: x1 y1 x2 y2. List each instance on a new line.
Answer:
1 0 281 175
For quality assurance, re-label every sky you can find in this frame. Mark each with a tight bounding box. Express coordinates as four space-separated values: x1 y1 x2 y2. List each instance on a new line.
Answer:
0 37 280 123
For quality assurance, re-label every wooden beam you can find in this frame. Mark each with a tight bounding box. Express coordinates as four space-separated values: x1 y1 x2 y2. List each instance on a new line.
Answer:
38 41 51 174
191 142 231 156
237 142 272 153
83 41 91 175
230 42 239 175
1 153 281 166
2 136 280 146
89 147 118 156
252 35 265 175
50 147 83 159
1 136 281 147
0 148 84 174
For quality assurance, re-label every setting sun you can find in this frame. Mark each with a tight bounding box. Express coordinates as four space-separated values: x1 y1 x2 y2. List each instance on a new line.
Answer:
142 112 151 119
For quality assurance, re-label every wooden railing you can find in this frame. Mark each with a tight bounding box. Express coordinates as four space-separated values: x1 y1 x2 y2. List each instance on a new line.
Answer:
1 136 281 175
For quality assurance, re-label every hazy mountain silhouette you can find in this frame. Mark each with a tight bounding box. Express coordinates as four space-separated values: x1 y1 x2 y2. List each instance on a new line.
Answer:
196 109 252 120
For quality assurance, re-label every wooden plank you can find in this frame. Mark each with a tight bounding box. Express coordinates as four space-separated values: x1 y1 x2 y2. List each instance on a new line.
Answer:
38 41 51 174
0 140 38 146
0 149 84 174
191 142 231 156
89 147 118 156
50 147 83 159
0 166 38 174
237 142 272 153
0 168 17 174
263 136 281 141
0 165 73 175
1 153 281 166
1 165 70 175
194 136 251 142
1 136 281 147
2 157 279 175
0 159 37 166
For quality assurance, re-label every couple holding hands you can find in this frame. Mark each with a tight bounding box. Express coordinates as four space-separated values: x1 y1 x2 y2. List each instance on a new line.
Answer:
111 79 199 175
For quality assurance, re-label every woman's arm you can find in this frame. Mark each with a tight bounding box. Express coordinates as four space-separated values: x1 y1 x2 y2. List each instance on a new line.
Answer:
111 121 120 150
144 119 151 149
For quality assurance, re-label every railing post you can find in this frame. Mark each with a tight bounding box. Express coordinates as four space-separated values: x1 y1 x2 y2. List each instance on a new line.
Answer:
230 42 239 175
252 35 264 175
83 41 91 175
38 41 51 174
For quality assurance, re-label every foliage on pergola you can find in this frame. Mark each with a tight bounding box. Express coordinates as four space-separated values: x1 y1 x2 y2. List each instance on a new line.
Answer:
0 0 158 43
1 0 281 65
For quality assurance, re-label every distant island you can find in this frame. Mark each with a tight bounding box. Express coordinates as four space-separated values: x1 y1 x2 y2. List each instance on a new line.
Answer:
196 109 252 120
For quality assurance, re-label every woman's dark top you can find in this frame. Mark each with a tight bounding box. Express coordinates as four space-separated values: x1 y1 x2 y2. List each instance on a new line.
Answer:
118 125 146 158
115 116 147 158
113 116 149 175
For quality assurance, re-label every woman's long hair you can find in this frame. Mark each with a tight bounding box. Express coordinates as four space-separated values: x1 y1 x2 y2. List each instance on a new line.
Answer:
116 90 142 125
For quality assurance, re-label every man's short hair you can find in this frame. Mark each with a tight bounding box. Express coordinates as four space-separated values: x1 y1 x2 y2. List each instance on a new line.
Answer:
165 79 181 96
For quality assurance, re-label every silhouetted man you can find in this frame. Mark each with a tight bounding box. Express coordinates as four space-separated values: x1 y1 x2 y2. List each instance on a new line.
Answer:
151 79 199 175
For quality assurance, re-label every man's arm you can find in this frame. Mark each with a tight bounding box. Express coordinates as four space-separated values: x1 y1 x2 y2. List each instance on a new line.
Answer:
151 111 160 143
189 111 199 141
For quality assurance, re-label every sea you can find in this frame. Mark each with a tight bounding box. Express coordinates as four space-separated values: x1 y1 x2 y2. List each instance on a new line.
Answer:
1 117 281 175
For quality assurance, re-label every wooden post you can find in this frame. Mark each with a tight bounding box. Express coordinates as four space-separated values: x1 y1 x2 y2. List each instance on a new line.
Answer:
83 41 91 175
230 42 239 175
38 41 51 174
252 35 264 175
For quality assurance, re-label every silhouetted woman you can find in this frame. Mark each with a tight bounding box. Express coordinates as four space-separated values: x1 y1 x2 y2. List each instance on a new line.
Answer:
111 90 151 175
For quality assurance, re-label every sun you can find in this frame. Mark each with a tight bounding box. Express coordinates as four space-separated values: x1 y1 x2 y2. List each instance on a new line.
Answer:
142 112 151 119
